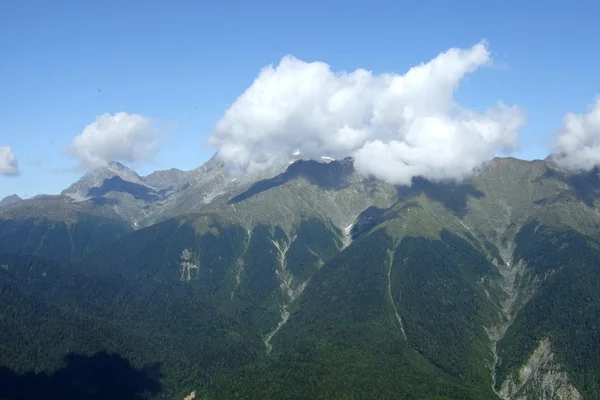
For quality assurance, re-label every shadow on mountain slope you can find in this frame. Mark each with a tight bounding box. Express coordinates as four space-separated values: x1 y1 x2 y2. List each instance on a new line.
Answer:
351 206 387 240
87 176 161 202
0 352 162 400
229 158 354 204
544 167 600 207
396 177 484 217
348 176 485 240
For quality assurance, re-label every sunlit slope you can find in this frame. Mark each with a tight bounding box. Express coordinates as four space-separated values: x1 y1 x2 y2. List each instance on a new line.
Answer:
2 157 600 398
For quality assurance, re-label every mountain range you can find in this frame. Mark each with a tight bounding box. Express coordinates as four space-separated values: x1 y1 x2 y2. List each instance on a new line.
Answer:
0 154 599 399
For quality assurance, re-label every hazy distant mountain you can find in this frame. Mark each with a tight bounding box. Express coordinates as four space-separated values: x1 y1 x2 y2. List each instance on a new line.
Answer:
61 161 146 201
57 157 241 227
0 194 21 207
1 155 599 399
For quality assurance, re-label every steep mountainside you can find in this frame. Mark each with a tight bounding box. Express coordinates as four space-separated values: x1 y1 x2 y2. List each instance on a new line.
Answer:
0 156 599 399
0 195 132 262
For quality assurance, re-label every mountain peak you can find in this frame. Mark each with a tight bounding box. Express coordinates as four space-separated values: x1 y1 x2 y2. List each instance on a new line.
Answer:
104 161 140 177
0 194 22 208
62 161 145 201
107 160 130 170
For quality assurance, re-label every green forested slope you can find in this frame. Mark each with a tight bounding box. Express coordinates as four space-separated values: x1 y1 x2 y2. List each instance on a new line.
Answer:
0 214 131 263
496 222 600 398
2 158 600 399
200 229 502 399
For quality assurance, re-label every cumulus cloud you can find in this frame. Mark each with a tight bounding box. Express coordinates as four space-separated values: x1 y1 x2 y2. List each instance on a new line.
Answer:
67 112 162 169
0 146 18 176
209 41 525 185
552 96 600 171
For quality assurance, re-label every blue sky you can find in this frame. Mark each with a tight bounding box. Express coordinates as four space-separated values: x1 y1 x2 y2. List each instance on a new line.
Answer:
1 0 599 199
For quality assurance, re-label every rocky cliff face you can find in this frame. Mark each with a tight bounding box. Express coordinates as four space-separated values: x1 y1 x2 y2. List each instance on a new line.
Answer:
499 338 582 400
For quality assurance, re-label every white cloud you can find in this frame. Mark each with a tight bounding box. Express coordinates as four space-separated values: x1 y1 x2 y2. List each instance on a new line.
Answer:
209 41 525 184
67 112 162 169
0 146 18 176
552 96 600 171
